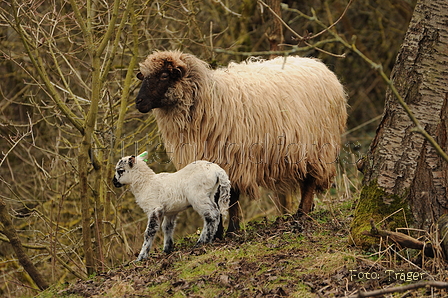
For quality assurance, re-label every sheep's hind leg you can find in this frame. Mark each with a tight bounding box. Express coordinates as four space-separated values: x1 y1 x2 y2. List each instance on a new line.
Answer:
226 188 240 234
137 209 163 261
296 175 316 216
162 214 177 253
193 201 220 245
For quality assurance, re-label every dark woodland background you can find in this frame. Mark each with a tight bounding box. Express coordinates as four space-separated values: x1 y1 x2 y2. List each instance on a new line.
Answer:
0 0 417 296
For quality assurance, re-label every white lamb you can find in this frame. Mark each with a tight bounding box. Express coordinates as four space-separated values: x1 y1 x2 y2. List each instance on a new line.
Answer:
112 152 231 261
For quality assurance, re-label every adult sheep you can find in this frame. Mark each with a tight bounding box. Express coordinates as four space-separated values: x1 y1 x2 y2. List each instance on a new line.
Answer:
135 50 347 234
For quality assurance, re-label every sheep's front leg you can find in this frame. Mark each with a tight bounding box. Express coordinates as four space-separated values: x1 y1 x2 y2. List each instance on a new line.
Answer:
161 214 177 253
137 209 163 261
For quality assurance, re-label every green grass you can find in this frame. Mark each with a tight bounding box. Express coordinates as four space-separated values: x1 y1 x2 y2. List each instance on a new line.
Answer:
39 191 447 298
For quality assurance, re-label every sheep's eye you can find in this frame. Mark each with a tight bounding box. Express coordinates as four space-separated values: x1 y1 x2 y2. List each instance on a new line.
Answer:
160 72 170 80
117 169 125 175
136 72 144 80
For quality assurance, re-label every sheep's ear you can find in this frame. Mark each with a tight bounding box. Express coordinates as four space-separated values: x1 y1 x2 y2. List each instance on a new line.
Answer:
172 66 184 79
128 156 136 168
136 72 144 80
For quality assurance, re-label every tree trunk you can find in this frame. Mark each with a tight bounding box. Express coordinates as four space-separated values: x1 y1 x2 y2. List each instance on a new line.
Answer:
79 143 96 275
351 0 448 246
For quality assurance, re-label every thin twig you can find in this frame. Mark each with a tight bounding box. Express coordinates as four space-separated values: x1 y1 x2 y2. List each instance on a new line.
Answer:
281 3 448 163
215 39 341 57
0 123 32 168
258 0 346 58
0 234 88 280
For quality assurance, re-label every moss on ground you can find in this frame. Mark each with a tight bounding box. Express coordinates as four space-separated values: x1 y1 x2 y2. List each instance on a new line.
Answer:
40 195 448 298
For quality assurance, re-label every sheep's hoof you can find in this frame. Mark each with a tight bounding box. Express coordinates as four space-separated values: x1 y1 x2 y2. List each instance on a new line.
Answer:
294 208 313 219
294 209 305 218
226 220 240 234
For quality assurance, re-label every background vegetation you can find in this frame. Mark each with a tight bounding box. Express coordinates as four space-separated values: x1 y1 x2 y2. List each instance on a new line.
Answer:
0 0 416 296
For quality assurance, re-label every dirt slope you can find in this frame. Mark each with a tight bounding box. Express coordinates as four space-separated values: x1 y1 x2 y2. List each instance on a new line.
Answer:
47 207 447 298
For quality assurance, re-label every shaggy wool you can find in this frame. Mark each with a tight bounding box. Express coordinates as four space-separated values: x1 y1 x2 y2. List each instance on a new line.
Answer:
138 51 347 199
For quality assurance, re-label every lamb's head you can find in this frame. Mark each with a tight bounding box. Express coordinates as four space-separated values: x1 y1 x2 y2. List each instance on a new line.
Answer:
112 155 137 188
113 152 149 187
135 52 187 113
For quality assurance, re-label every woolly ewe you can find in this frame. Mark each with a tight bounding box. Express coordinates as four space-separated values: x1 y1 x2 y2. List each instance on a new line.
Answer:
135 51 347 234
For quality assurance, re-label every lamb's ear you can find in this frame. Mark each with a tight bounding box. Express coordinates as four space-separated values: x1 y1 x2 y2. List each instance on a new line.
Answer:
137 151 148 162
128 156 136 168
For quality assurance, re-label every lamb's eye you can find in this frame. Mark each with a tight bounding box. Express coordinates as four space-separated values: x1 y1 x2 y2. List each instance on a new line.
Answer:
117 169 125 175
160 72 169 80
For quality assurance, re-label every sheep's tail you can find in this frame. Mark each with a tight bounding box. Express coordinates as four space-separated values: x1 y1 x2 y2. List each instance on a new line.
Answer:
216 169 231 220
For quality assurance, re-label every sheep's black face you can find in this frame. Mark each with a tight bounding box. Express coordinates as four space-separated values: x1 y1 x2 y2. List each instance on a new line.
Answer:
135 64 184 113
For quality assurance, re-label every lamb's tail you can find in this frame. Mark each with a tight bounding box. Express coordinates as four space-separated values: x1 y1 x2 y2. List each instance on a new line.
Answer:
216 169 231 220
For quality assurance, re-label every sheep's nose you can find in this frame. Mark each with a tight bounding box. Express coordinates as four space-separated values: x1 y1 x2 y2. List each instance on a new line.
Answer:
112 177 124 188
136 98 143 105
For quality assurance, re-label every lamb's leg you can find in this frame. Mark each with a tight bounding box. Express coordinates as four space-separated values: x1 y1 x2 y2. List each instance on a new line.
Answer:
161 214 177 253
226 188 240 234
137 209 163 261
214 191 224 240
192 201 220 245
296 175 317 215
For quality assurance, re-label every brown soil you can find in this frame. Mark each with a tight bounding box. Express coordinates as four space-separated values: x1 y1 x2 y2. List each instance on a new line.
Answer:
57 213 447 298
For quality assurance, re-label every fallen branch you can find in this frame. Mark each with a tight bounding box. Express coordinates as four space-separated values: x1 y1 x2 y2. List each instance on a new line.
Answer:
363 219 435 258
351 280 448 298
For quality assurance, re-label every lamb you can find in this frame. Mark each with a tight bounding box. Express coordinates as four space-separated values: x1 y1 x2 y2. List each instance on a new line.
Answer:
135 51 347 234
112 152 231 260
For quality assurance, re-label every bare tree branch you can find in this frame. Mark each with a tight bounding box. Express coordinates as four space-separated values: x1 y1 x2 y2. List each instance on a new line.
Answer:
0 198 49 290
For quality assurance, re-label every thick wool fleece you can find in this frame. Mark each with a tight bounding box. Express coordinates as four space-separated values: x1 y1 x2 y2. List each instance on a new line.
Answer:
138 51 347 199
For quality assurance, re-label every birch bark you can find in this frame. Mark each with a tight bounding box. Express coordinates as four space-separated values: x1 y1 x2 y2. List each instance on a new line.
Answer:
351 0 448 245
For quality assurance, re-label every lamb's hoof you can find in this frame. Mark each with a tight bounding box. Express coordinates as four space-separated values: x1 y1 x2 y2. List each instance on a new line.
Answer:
163 247 174 254
214 231 224 240
136 255 148 262
193 241 204 248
